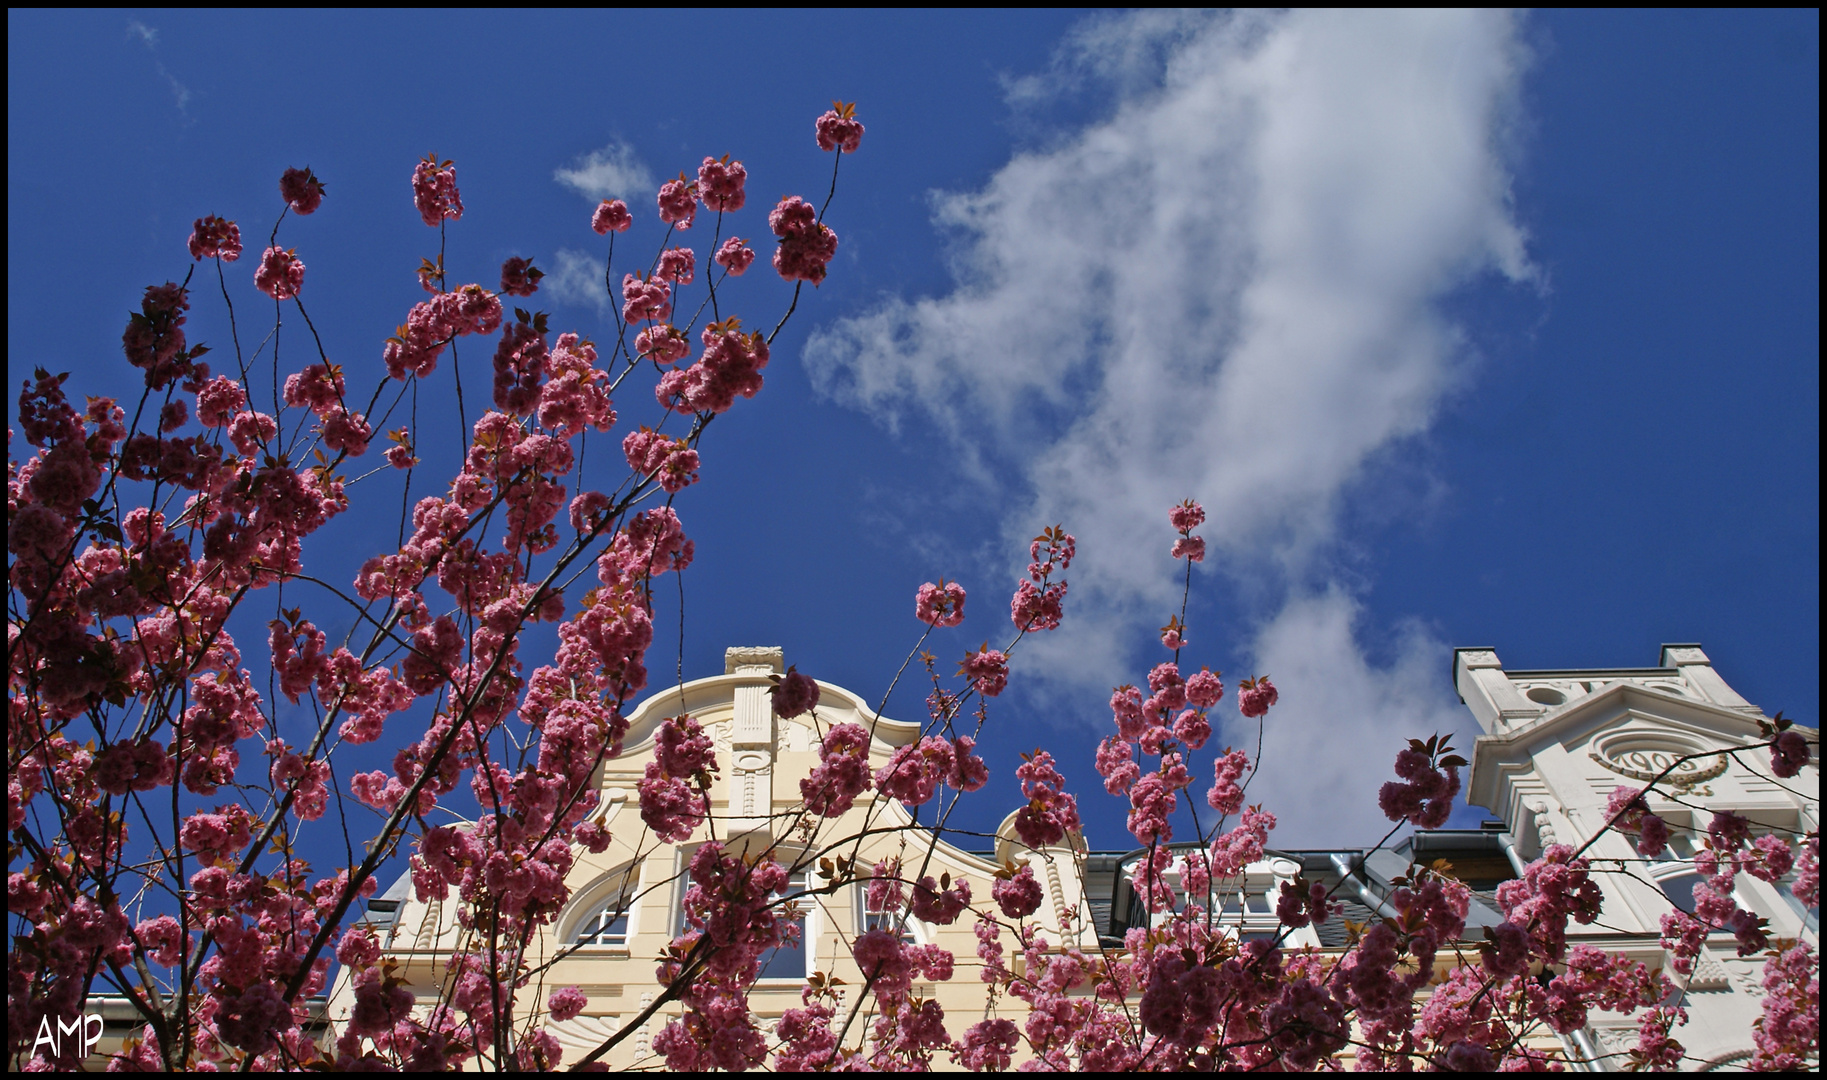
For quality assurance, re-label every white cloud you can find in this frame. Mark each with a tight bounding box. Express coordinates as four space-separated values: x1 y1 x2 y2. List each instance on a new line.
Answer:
804 10 1533 818
125 19 192 114
540 248 613 316
1228 589 1465 847
554 141 656 203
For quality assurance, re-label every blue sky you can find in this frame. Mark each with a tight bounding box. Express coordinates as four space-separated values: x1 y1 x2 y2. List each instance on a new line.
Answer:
7 10 1818 856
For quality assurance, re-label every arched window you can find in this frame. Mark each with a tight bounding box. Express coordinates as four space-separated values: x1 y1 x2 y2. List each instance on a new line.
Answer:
569 864 641 949
856 881 922 945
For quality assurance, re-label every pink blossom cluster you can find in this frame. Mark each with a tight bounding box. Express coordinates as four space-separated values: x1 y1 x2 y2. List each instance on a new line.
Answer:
1604 783 1670 856
816 104 865 153
1011 528 1073 631
1207 747 1249 815
658 176 698 230
1770 727 1812 778
622 427 700 493
1494 844 1603 962
499 255 542 296
1012 750 1080 849
769 666 819 718
1237 674 1277 718
769 195 838 285
255 246 306 300
916 579 966 626
382 283 503 380
280 166 325 214
992 863 1043 918
1170 498 1206 562
715 235 756 275
592 198 632 234
638 715 715 842
657 245 696 284
1377 745 1459 829
654 319 769 415
636 322 690 365
120 281 194 389
1751 941 1820 1069
697 155 747 212
958 645 1008 697
412 155 463 227
621 272 672 323
188 214 243 261
800 722 872 816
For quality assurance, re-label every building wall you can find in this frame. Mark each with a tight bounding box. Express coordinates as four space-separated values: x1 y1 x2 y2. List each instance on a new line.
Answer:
320 643 1817 1070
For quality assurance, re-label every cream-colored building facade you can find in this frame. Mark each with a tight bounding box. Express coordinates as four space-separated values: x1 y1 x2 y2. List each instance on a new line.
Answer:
319 642 1817 1071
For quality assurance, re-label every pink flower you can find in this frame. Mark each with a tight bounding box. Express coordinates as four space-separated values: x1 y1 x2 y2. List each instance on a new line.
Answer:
815 103 865 153
992 864 1043 918
194 375 246 426
280 166 325 214
1013 751 1080 849
499 256 542 297
875 736 955 806
657 177 698 229
255 246 305 300
770 666 820 718
188 215 242 261
1771 728 1811 778
1095 735 1139 796
953 1019 1018 1072
958 645 1008 697
1171 536 1206 562
548 986 588 1023
910 875 971 924
1169 499 1206 533
412 155 463 227
1185 667 1224 708
1637 813 1670 857
623 427 701 492
592 198 632 234
621 273 672 323
697 155 747 212
1010 579 1066 632
915 580 966 627
1238 675 1278 718
801 723 871 816
715 236 756 275
948 735 989 792
769 195 838 285
656 246 696 285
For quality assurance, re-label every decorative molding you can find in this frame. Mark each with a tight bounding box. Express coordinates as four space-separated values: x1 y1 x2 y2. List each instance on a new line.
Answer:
1590 1025 1636 1057
1686 948 1731 991
732 685 772 748
725 646 784 674
1590 749 1727 791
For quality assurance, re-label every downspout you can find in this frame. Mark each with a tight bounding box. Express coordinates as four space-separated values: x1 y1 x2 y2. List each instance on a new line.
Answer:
1328 853 1402 921
1495 831 1529 876
1566 1028 1602 1072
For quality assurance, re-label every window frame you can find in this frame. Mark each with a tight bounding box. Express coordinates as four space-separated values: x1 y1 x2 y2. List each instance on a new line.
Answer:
565 862 643 954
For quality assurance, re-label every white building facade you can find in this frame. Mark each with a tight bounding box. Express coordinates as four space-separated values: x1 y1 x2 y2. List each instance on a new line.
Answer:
318 642 1816 1070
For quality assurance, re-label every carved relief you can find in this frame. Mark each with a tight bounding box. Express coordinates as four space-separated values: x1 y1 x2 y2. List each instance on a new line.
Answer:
1686 948 1731 991
732 751 773 820
1590 1026 1636 1057
634 991 654 1060
1528 801 1559 850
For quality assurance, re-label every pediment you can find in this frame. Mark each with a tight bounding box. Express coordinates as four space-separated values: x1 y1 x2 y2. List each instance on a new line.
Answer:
1468 681 1766 811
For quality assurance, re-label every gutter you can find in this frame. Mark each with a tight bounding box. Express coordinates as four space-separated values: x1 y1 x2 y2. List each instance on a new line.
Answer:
1328 853 1402 921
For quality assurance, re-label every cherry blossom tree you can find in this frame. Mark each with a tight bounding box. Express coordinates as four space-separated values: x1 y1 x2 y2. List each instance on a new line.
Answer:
7 99 1818 1073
